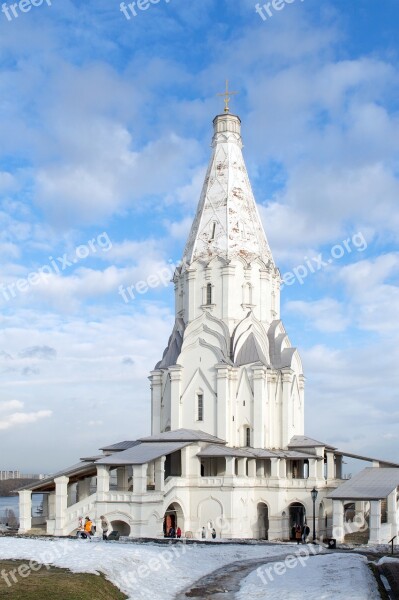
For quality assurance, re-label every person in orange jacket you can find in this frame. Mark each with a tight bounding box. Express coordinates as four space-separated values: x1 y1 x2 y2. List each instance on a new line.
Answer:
84 516 93 536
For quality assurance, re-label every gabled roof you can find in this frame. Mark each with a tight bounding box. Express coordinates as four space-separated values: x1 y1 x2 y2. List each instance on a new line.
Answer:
139 429 226 444
288 435 336 450
328 468 399 500
96 442 190 466
235 333 268 367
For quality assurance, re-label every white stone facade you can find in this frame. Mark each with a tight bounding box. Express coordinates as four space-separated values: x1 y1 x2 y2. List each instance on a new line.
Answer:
19 110 399 545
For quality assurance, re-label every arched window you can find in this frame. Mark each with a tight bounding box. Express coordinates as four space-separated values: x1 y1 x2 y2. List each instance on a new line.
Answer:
206 283 212 305
197 394 204 421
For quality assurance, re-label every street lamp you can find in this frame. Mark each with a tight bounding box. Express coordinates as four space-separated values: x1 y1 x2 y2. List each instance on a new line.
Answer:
311 487 318 542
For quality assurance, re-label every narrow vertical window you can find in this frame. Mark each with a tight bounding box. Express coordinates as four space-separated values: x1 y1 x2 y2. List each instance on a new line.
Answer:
245 427 251 447
210 222 216 240
197 394 204 421
206 283 212 305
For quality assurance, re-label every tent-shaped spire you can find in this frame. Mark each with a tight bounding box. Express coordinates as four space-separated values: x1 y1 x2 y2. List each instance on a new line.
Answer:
183 113 274 265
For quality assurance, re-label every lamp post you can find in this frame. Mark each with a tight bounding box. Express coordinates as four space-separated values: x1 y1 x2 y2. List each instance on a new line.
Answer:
311 487 318 542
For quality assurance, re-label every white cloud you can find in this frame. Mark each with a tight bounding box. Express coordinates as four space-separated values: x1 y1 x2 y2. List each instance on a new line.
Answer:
0 408 52 431
0 400 24 413
285 298 350 333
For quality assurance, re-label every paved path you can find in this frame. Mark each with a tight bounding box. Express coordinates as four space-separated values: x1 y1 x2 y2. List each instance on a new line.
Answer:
377 561 399 599
175 550 323 600
175 547 399 600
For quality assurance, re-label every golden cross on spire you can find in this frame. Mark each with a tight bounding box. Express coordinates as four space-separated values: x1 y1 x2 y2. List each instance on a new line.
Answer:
217 79 238 113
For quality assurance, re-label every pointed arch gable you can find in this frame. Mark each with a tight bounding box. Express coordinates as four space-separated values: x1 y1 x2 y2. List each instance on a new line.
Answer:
236 367 254 399
181 367 217 403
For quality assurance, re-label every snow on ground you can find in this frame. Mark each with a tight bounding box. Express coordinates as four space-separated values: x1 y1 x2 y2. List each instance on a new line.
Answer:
236 553 379 600
0 537 297 599
375 556 399 566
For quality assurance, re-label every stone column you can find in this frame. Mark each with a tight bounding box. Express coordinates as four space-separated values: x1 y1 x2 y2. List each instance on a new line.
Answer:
18 490 32 534
133 464 148 494
225 457 235 478
253 365 267 448
181 445 201 480
96 465 110 502
271 458 280 478
369 500 382 544
326 453 335 480
185 267 197 322
332 500 344 543
54 476 69 536
247 459 256 478
169 365 183 430
237 458 247 477
308 458 317 480
387 489 398 531
335 455 343 479
150 370 163 435
117 467 129 491
281 368 293 448
279 458 287 478
155 457 166 491
48 493 55 519
67 484 74 507
221 264 236 325
259 268 270 322
256 460 265 478
215 364 230 442
77 477 91 501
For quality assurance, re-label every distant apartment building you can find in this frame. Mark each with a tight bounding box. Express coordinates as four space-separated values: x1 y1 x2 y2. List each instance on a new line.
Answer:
0 471 46 481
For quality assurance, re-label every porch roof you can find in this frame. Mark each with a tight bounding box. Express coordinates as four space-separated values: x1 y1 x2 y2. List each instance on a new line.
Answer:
328 467 399 500
197 445 323 460
96 441 190 465
288 435 336 450
99 440 141 452
14 462 98 492
138 429 226 444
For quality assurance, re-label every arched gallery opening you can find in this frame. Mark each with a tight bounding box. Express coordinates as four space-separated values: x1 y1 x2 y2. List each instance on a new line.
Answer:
163 502 184 537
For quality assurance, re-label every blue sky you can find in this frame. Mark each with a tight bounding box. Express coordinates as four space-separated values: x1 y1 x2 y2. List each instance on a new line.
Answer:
0 0 399 472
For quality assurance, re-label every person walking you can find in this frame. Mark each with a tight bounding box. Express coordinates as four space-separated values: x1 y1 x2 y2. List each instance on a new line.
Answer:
83 516 93 539
211 528 217 539
176 527 182 539
201 526 206 539
295 524 302 544
100 515 110 540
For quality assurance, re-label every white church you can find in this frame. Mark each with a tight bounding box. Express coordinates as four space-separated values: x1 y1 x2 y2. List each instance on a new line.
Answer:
18 104 399 545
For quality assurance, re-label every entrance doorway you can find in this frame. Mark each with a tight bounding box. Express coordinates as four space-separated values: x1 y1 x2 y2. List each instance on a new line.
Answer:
289 502 306 539
257 503 269 540
163 502 184 537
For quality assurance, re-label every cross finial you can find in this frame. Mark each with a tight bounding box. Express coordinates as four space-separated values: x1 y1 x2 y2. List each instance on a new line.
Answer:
217 79 238 113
